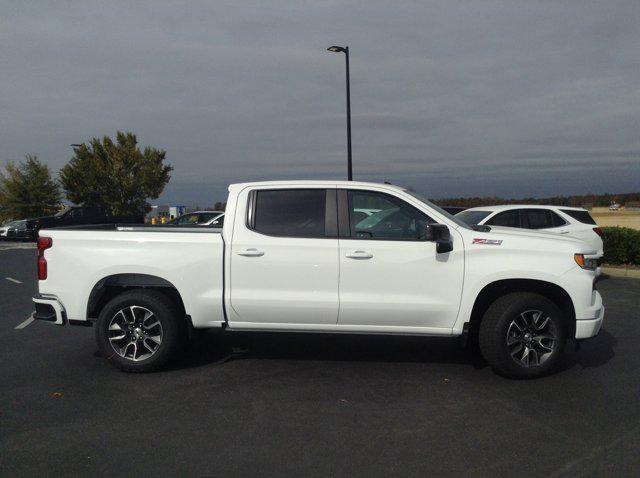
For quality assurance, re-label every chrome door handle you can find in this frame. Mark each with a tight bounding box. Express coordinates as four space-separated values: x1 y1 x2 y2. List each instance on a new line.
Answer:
345 250 373 259
237 248 264 257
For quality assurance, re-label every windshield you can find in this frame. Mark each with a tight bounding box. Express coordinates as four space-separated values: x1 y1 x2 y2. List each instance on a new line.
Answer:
455 210 492 226
403 190 472 229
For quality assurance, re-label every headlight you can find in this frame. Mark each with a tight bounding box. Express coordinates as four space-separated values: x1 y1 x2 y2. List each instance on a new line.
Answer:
574 254 598 271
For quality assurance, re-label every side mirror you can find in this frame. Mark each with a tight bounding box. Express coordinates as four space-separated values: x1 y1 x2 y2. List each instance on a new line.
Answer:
425 223 453 254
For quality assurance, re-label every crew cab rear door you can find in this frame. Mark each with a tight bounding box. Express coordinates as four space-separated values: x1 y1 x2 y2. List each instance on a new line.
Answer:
228 186 340 326
336 187 464 330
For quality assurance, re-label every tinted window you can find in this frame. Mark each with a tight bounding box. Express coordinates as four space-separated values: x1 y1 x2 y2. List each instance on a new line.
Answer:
348 190 434 240
549 211 566 227
524 209 553 229
486 210 521 227
68 208 84 220
254 189 326 237
560 209 596 225
455 210 492 226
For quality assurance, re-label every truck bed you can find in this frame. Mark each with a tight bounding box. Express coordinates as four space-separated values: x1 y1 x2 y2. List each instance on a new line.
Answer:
37 226 225 328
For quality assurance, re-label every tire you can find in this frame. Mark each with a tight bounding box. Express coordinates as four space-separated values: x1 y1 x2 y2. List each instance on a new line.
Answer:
478 292 567 378
95 289 185 372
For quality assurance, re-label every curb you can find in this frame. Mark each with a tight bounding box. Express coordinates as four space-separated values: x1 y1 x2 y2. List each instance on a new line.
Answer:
601 266 640 279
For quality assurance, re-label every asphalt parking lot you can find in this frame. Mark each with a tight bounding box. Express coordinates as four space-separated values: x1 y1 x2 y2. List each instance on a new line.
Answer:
1 244 639 477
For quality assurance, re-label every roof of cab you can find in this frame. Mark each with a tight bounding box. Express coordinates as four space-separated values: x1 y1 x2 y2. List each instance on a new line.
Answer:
228 180 407 192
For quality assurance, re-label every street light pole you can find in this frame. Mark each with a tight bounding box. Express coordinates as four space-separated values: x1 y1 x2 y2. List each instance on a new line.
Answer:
327 45 353 181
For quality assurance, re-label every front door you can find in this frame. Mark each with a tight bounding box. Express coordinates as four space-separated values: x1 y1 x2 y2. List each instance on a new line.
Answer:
337 188 464 330
229 187 340 325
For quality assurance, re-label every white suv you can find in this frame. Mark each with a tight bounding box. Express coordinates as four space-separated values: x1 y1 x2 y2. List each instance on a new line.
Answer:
456 205 604 259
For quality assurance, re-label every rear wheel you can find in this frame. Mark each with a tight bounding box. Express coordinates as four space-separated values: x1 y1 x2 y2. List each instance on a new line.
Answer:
479 292 567 378
95 289 185 372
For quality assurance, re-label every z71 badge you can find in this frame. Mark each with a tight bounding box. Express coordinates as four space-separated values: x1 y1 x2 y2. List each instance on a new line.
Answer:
472 238 503 245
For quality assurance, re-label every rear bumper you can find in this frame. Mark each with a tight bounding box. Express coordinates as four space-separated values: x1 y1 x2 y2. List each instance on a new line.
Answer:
575 290 604 339
32 295 66 325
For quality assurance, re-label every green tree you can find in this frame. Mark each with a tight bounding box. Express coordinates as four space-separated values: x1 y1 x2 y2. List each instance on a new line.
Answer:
59 132 172 216
0 155 61 221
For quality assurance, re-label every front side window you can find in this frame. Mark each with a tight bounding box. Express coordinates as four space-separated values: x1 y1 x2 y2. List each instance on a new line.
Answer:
253 189 326 237
486 210 521 228
347 190 434 240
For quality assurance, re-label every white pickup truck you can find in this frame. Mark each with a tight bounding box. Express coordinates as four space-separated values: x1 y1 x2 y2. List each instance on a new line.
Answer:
32 181 604 378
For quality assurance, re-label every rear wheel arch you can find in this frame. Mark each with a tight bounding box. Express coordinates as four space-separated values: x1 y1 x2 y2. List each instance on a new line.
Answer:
87 273 187 324
468 279 576 340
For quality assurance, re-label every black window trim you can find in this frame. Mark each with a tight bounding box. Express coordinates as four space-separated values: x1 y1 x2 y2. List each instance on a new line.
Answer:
245 187 337 239
337 188 433 242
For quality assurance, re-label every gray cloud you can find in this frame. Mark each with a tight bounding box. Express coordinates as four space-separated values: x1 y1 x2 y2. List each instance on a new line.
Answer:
1 0 639 205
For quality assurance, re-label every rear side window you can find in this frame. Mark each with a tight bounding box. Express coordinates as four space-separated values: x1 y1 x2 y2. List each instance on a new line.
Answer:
549 211 566 227
523 209 553 229
560 209 596 225
486 210 521 228
252 189 326 237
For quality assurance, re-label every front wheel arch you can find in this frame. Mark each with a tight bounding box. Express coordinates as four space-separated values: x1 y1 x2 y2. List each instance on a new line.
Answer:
468 279 576 343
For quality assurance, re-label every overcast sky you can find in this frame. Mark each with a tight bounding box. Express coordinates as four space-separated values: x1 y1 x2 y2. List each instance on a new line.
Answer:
1 1 639 205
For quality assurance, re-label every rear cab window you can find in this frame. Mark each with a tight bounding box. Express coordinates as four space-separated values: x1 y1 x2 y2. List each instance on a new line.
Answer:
249 189 333 238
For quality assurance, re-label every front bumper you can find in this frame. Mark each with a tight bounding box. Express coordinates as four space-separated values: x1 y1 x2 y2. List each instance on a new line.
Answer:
575 290 604 339
32 295 66 325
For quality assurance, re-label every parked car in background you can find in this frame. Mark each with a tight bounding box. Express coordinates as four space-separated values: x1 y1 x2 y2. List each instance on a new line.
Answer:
609 202 620 211
2 220 30 241
0 221 11 239
455 205 604 262
168 211 224 227
25 206 143 241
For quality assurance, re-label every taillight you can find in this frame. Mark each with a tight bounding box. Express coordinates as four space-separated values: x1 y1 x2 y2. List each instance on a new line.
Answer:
593 227 602 236
37 236 52 280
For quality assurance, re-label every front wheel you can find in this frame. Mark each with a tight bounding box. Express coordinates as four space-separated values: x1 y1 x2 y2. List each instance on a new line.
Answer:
95 289 185 372
479 292 567 378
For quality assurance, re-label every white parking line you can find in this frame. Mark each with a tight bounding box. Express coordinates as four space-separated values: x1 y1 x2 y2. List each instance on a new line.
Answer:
5 277 22 284
15 315 35 330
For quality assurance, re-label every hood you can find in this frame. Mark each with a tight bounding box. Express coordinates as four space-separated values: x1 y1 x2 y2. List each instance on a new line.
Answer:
462 225 597 254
